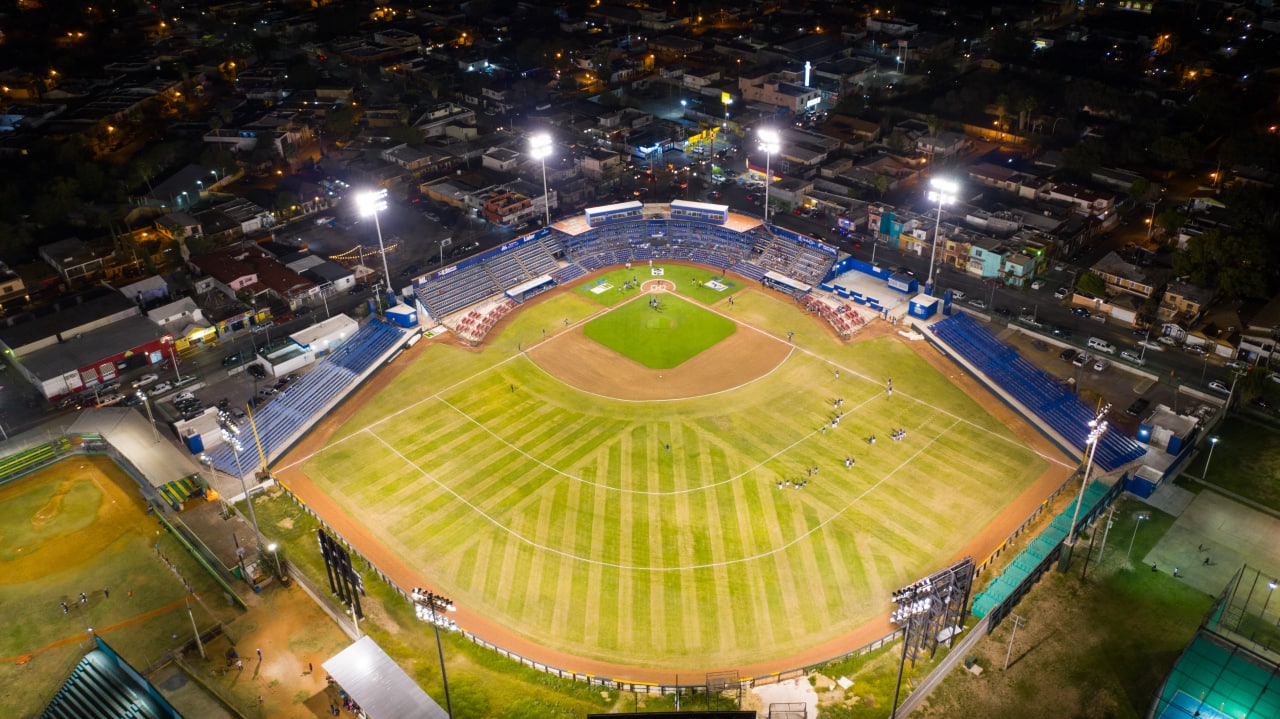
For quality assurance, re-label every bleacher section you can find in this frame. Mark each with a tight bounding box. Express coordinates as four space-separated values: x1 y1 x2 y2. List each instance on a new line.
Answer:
414 237 563 319
929 313 1146 471
455 298 518 344
205 320 407 477
0 438 73 484
970 480 1112 618
554 216 840 292
804 295 868 337
43 646 178 719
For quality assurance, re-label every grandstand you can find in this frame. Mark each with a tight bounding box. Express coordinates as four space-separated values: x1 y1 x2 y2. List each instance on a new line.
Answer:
409 204 840 338
927 312 1147 471
204 319 407 478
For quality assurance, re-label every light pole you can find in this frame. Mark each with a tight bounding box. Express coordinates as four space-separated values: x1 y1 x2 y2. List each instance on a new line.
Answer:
1204 436 1219 478
529 133 553 227
926 177 958 295
356 189 392 300
219 414 263 550
758 128 780 226
137 389 159 442
164 337 182 382
266 542 283 580
1126 511 1150 559
412 588 455 718
1146 202 1157 241
1263 580 1278 621
1067 404 1111 549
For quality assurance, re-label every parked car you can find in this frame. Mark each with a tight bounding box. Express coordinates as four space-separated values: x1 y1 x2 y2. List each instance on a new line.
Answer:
1185 345 1207 356
153 381 172 394
222 352 244 367
1072 352 1093 367
1208 380 1230 394
994 307 1012 317
135 373 159 387
1252 397 1273 411
1055 287 1071 300
1125 398 1151 417
1225 360 1247 370
1090 312 1107 323
1157 336 1178 346
1059 348 1079 362
1050 325 1072 338
173 391 196 403
1070 307 1091 318
1093 358 1112 372
966 298 988 310
1030 279 1045 290
949 289 966 300
1053 262 1067 272
1030 339 1050 352
1140 341 1166 352
348 283 367 295
1119 350 1146 365
258 388 277 398
247 365 267 380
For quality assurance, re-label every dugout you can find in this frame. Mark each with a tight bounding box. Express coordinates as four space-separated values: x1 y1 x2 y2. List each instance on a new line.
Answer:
909 294 939 320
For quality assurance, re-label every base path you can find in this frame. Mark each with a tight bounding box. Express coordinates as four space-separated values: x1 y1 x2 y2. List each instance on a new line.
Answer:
274 274 1075 684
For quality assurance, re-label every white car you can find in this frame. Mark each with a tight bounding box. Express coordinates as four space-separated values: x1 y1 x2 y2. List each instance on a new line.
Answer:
1157 336 1178 346
966 298 988 310
135 373 159 387
173 391 196 403
1140 341 1166 352
153 381 173 394
949 289 966 300
1054 287 1069 300
1119 350 1145 366
1093 358 1112 372
1208 380 1230 394
1225 360 1247 370
1031 280 1045 290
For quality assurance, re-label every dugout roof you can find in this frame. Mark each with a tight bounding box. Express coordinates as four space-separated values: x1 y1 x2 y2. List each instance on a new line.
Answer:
323 636 449 719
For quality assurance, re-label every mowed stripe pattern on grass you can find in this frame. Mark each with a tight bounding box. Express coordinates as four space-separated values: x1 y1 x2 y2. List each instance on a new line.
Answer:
301 339 1046 668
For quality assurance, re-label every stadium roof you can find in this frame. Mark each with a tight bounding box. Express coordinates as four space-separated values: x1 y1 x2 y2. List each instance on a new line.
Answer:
323 636 449 719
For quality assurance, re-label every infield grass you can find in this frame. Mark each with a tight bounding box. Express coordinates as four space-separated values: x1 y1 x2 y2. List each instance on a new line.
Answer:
582 293 735 368
295 284 1060 669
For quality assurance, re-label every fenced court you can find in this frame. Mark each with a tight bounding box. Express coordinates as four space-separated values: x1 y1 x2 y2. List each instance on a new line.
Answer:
0 455 237 715
281 278 1069 674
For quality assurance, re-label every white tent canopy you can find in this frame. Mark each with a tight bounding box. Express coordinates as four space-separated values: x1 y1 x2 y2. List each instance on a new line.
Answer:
322 636 449 719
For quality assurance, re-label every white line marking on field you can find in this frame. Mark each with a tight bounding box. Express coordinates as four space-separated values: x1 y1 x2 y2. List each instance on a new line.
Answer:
364 418 968 571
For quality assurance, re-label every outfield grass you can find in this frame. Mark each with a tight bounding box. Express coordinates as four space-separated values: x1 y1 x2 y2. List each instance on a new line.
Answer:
297 285 1052 669
1195 415 1280 511
582 293 735 368
0 456 238 715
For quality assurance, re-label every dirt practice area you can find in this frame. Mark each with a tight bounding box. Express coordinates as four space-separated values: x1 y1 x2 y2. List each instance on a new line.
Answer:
528 320 793 400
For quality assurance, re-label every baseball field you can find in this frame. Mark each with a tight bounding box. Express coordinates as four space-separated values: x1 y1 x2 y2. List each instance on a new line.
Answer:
0 455 235 714
281 264 1065 671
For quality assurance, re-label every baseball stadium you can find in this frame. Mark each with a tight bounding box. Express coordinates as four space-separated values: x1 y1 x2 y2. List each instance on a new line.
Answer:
178 199 1149 684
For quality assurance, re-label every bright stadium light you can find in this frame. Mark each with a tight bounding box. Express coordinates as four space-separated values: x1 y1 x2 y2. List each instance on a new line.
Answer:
529 133 553 227
926 177 958 294
759 128 780 225
356 189 392 299
1067 404 1111 552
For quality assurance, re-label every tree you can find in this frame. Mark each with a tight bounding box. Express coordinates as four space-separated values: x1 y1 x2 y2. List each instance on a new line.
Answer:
1076 272 1107 297
873 175 889 199
1128 177 1151 201
1155 208 1186 239
1172 228 1272 299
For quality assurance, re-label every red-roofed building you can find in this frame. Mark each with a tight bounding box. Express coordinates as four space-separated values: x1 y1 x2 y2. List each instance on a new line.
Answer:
189 244 316 308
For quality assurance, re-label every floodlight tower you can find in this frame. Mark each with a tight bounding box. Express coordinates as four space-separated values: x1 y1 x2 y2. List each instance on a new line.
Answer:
529 134 553 228
758 128 780 225
219 413 263 550
356 189 392 298
926 177 958 295
1066 404 1111 549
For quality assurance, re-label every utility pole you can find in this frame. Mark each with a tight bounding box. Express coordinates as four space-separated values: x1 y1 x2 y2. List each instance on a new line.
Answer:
1003 614 1026 671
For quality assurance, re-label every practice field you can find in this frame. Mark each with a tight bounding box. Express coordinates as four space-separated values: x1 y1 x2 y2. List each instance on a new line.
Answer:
0 456 234 714
288 282 1058 670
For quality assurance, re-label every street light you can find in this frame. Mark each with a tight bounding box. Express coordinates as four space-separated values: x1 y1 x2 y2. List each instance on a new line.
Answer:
356 189 392 300
137 389 158 442
758 128 780 225
926 177 958 294
1126 511 1150 559
164 336 182 382
219 414 263 550
1067 404 1111 548
1204 436 1220 478
529 134 553 228
266 542 283 580
1263 580 1278 621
